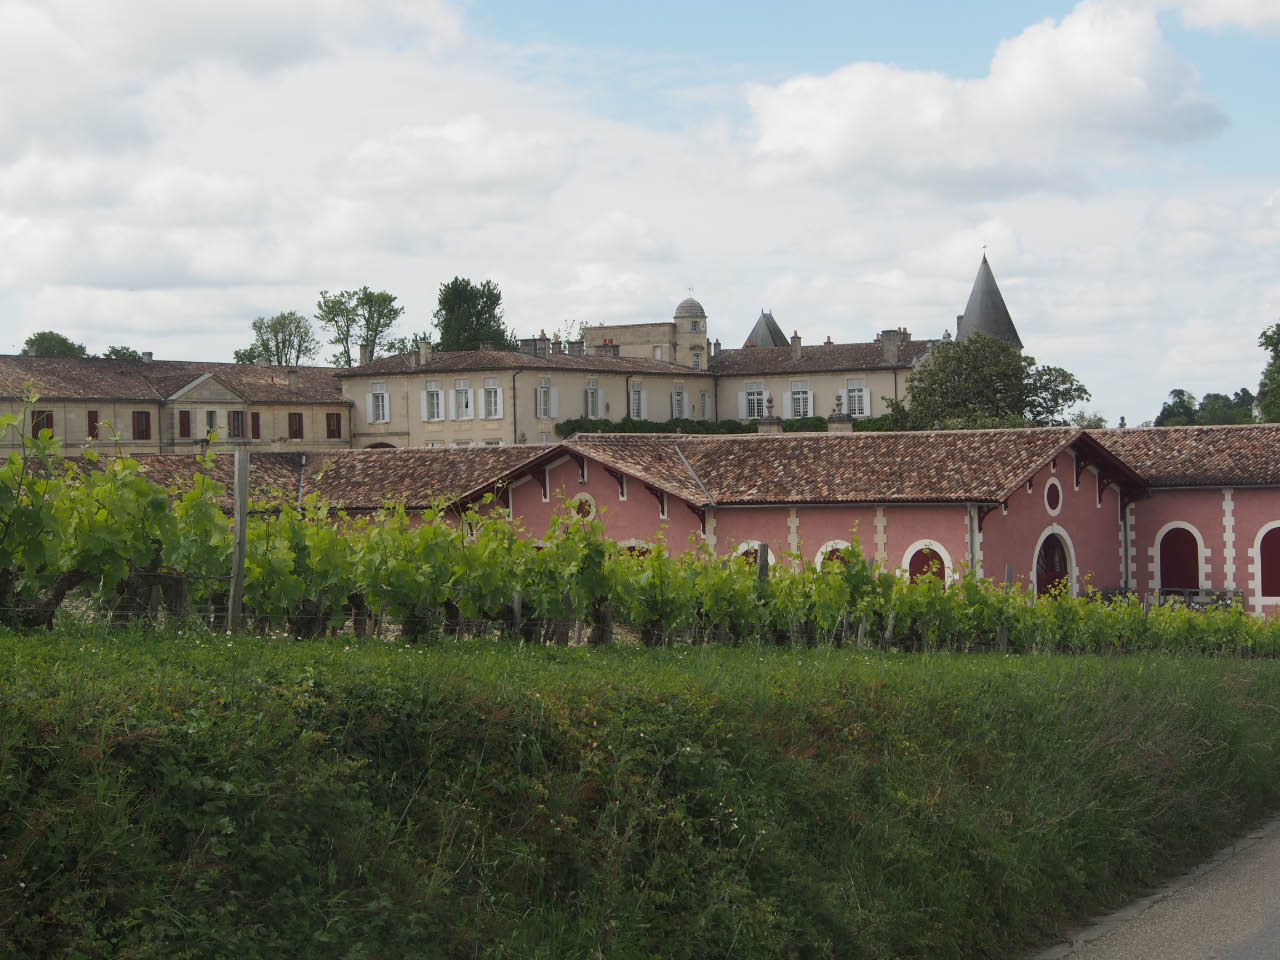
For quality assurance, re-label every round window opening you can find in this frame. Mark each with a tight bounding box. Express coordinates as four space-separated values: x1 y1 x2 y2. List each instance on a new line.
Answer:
1045 479 1062 515
567 493 596 521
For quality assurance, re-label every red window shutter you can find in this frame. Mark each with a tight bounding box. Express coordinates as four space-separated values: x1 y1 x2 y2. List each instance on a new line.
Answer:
87 410 99 440
288 412 303 439
251 412 261 439
326 412 341 439
179 410 191 438
32 410 53 434
133 411 151 440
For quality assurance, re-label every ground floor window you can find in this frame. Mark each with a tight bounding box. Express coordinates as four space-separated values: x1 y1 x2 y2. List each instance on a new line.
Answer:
908 547 943 582
1036 534 1069 595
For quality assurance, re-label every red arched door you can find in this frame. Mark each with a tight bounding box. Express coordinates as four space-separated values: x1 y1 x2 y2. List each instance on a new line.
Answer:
1036 535 1069 595
1159 528 1199 591
908 547 943 582
1260 528 1280 597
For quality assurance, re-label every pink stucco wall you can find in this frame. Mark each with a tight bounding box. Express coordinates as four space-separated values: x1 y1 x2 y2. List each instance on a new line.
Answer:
981 453 1124 595
1129 487 1280 614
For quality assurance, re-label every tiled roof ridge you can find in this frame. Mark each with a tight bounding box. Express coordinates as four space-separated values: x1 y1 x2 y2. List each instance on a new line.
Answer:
569 425 1077 443
336 349 697 378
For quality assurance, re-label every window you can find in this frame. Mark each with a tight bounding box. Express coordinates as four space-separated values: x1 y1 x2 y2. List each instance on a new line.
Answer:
88 410 100 440
205 410 217 434
370 382 388 423
31 410 53 435
288 412 304 439
539 431 552 444
132 411 151 440
746 382 764 419
672 382 685 418
847 378 867 418
690 319 699 332
630 384 643 419
453 378 472 420
700 392 710 419
484 438 503 446
585 378 600 418
453 440 471 448
177 410 190 439
423 380 443 421
790 380 810 418
251 412 261 439
908 548 944 583
228 410 246 439
653 345 663 361
691 353 701 370
536 377 551 419
484 377 500 419
326 412 342 439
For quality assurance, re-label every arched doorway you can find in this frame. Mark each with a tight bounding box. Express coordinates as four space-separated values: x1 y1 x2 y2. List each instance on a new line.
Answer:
908 547 943 582
1260 527 1280 597
1035 534 1069 596
1159 527 1199 592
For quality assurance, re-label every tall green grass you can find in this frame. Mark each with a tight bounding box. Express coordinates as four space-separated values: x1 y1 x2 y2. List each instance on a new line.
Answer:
4 624 1280 958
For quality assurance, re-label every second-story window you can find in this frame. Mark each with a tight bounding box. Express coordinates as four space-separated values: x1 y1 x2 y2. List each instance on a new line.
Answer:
847 378 868 417
536 377 552 419
453 378 473 420
746 382 764 419
630 382 643 419
228 410 246 438
484 377 501 418
691 353 701 370
790 380 810 418
370 381 388 423
585 378 599 418
672 382 685 419
653 345 663 361
424 380 443 421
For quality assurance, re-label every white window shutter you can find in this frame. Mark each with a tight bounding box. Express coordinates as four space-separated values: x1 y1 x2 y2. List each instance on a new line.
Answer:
550 387 559 418
467 388 475 419
447 390 456 420
420 390 428 421
584 389 591 417
806 390 814 418
865 392 872 417
495 387 504 419
670 392 677 418
639 390 649 420
737 392 747 419
598 390 606 418
365 393 374 425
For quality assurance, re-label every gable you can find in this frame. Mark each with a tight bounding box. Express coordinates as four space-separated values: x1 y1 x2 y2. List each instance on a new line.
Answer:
170 373 246 403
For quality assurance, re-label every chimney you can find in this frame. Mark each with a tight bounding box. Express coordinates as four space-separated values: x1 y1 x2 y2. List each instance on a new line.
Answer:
824 335 833 345
880 329 902 365
712 338 721 357
418 338 431 366
287 368 298 391
791 330 802 362
567 339 584 357
358 343 372 365
141 351 153 363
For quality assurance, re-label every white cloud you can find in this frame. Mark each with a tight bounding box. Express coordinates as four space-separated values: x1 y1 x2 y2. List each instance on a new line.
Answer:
747 0 1226 195
1174 0 1280 30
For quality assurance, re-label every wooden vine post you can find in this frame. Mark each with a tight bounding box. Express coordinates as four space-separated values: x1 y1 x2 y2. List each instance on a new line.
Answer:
228 449 249 632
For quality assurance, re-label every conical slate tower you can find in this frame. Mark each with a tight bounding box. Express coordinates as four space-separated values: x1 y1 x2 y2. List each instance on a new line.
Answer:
956 255 1022 349
742 310 789 348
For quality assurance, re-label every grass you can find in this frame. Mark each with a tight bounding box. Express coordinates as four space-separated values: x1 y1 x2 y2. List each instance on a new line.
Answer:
4 623 1280 958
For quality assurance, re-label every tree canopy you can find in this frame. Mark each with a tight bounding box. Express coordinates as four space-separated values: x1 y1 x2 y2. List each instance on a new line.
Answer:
1258 321 1280 422
316 288 405 367
890 334 1090 429
1154 387 1256 426
102 345 143 361
234 311 320 366
431 278 516 352
21 331 89 358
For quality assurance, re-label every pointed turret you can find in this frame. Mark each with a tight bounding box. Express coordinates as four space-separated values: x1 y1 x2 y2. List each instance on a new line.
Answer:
956 255 1022 349
742 310 789 349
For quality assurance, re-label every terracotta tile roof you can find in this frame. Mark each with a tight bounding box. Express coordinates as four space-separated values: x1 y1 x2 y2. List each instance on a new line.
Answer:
94 452 306 511
302 446 544 510
0 355 347 404
337 349 705 379
708 339 936 376
562 427 1086 506
1090 424 1280 488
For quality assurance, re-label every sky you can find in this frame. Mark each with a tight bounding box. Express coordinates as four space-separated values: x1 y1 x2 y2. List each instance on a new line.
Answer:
1 0 1277 426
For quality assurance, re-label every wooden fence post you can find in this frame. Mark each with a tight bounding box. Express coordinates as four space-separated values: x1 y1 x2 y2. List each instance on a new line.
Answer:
228 450 248 632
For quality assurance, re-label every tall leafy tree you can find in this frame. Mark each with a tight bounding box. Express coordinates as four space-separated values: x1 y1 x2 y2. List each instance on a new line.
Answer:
315 287 404 367
233 311 321 366
431 277 516 352
1259 322 1280 422
103 345 143 361
1154 387 1256 426
1154 389 1198 426
21 331 89 358
890 334 1089 429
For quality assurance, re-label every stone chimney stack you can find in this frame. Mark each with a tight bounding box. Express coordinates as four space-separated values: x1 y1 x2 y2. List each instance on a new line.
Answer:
418 338 431 366
358 343 372 366
880 329 903 365
287 368 298 391
713 339 721 358
791 330 802 362
141 351 153 363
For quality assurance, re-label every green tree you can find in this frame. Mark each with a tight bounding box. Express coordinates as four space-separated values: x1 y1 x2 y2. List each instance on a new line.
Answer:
1195 389 1255 425
1070 409 1108 428
431 278 516 352
1258 322 1280 422
21 331 89 357
316 287 404 367
383 330 433 357
1154 389 1197 426
891 334 1089 429
103 345 143 361
233 311 320 366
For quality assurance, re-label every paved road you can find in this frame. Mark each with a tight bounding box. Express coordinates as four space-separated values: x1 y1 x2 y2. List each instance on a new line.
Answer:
1032 815 1280 960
